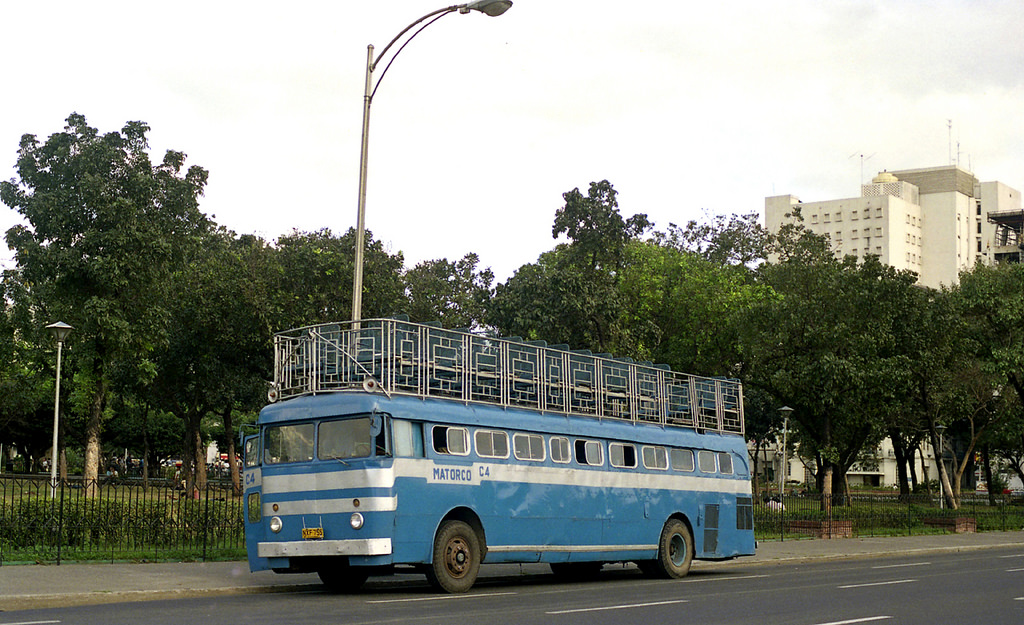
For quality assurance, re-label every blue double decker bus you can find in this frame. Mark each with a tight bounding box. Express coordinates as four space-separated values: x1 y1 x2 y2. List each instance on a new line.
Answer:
243 318 754 592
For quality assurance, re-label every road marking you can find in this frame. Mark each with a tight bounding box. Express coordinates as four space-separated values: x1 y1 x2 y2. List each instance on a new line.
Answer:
813 617 892 625
839 579 916 589
366 591 517 604
547 599 688 614
1006 567 1024 572
871 562 930 569
0 621 62 625
998 553 1024 558
680 574 769 583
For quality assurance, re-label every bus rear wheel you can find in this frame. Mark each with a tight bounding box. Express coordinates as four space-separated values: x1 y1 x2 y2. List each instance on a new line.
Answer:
426 520 481 593
643 518 693 579
318 563 370 593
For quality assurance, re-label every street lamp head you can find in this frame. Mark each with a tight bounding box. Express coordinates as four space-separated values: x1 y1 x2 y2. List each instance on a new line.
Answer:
778 405 794 418
462 0 513 16
45 321 73 344
935 424 946 435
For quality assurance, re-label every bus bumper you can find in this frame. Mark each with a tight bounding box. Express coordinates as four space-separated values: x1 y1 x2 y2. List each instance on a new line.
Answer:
258 537 392 558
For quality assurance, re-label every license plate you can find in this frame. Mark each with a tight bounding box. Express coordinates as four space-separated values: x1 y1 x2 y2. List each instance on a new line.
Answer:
302 527 324 540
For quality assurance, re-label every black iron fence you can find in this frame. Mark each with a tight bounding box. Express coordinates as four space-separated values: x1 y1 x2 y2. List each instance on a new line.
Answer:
0 474 244 565
754 491 1024 541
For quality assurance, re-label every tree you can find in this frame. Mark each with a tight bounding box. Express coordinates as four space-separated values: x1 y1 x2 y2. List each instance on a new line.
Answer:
738 217 919 505
403 253 494 329
1 114 210 494
274 227 406 325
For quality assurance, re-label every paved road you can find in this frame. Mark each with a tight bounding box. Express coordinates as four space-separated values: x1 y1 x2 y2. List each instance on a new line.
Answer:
3 545 1023 625
1 530 1021 612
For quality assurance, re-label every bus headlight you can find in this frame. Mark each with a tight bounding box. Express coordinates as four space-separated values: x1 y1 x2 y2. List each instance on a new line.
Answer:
350 512 364 530
269 516 283 533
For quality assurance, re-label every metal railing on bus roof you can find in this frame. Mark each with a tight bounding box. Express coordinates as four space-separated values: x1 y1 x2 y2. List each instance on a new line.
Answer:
270 318 744 436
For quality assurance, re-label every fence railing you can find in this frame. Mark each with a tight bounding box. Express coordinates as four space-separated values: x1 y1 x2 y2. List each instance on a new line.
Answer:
0 475 244 565
754 491 1024 541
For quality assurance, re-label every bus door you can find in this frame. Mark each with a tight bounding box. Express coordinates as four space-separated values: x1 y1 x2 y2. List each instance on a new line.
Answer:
242 434 267 571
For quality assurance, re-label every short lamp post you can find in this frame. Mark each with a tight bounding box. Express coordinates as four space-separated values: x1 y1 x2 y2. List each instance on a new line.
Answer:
46 321 73 499
351 0 513 324
777 406 793 496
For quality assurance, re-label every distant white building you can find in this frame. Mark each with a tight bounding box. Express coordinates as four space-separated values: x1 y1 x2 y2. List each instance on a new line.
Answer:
765 165 1023 288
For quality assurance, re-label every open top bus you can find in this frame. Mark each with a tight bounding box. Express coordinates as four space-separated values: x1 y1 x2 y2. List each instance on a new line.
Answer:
243 318 754 592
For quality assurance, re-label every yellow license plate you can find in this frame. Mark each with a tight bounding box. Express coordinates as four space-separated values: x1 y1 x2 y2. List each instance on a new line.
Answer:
302 527 324 540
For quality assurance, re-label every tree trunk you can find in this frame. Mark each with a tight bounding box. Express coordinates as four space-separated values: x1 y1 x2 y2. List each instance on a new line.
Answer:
82 380 108 498
929 427 958 510
982 444 996 506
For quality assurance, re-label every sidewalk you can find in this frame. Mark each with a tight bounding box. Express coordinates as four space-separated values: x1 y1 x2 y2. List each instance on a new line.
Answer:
2 530 1022 611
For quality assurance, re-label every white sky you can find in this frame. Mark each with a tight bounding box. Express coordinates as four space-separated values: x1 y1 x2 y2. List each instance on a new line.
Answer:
2 0 1023 281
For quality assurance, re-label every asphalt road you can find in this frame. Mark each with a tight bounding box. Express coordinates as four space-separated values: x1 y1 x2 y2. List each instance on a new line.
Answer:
5 547 1023 625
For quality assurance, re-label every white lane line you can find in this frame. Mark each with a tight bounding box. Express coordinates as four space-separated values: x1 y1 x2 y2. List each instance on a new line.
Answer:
1006 567 1024 572
813 617 892 625
0 621 62 625
547 599 688 614
998 553 1024 558
367 591 517 604
839 579 916 589
681 574 770 583
871 561 930 569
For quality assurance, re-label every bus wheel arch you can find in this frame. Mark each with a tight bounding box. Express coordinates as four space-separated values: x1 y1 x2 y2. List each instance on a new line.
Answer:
426 513 484 593
639 514 694 579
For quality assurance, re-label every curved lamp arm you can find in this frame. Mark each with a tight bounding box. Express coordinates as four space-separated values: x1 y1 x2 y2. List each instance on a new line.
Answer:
351 1 512 324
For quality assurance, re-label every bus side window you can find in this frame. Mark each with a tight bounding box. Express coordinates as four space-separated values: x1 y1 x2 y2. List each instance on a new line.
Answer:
670 448 694 472
574 439 604 466
244 435 260 468
432 425 469 456
697 450 717 473
642 446 668 470
718 452 734 475
609 443 637 469
550 436 571 464
392 420 423 457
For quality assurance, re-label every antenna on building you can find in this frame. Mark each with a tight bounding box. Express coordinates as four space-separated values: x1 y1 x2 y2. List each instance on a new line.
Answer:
947 119 953 165
849 152 876 187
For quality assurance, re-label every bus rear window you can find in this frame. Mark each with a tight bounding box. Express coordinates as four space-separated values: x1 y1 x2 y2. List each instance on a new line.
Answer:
319 418 372 460
264 423 314 464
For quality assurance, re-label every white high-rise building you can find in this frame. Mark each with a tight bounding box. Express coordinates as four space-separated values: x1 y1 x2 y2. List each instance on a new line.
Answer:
765 165 1023 288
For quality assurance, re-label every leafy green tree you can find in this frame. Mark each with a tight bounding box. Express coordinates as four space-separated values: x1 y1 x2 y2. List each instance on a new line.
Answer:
403 253 494 329
1 114 211 494
739 218 919 504
274 227 406 326
656 212 770 267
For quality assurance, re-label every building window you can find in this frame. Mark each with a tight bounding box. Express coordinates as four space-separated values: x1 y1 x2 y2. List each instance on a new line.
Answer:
835 232 842 241
811 214 819 224
852 210 858 220
876 207 883 217
836 211 842 221
875 228 882 237
977 239 982 253
824 213 831 223
852 229 858 239
977 222 982 234
906 233 911 243
906 252 911 263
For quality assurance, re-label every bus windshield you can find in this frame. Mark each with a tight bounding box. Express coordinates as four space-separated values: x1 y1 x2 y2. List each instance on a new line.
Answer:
318 417 373 460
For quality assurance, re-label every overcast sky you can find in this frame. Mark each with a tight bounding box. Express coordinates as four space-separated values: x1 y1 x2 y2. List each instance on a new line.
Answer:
2 0 1023 281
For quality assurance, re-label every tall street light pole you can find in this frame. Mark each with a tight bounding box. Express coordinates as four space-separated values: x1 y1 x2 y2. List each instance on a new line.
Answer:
351 0 513 325
46 321 73 499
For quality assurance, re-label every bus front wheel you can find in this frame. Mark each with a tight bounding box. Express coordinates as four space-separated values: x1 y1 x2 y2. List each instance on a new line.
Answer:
426 520 481 593
643 519 693 579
